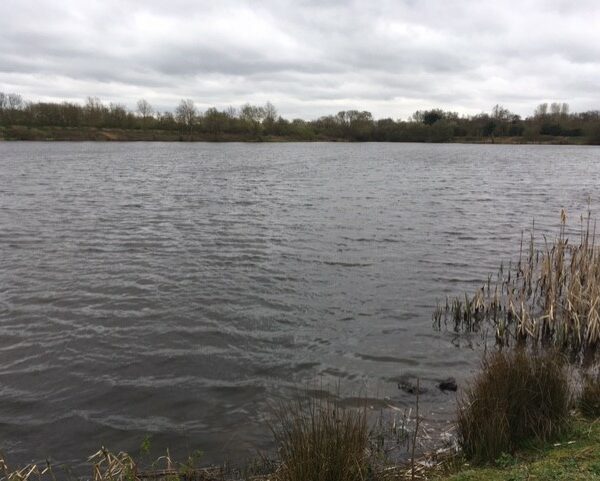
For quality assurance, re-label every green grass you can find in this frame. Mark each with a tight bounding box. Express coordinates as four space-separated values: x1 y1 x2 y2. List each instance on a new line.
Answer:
439 418 600 481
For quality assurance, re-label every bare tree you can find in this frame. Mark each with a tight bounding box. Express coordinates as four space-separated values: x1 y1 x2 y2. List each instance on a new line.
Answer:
0 93 23 123
175 99 197 138
550 102 562 117
534 103 549 118
136 99 153 129
7 93 23 110
84 97 105 126
492 104 511 121
262 102 278 135
410 110 425 123
549 102 570 120
239 103 266 137
263 102 277 123
203 107 229 138
110 103 129 128
157 111 176 130
239 103 266 123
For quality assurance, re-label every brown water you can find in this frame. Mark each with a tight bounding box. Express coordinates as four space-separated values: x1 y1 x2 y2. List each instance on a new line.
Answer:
0 142 598 468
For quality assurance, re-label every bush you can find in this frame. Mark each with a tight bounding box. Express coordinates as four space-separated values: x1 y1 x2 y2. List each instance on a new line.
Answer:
457 349 571 464
587 123 600 145
271 397 369 481
579 371 600 417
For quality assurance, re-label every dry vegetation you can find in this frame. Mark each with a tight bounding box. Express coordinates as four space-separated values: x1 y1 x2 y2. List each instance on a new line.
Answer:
456 349 571 464
434 210 600 361
270 398 369 481
432 210 600 471
0 448 224 481
579 369 600 418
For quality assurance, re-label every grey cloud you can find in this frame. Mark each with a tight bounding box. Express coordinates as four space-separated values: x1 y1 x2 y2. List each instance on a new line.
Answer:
0 0 599 118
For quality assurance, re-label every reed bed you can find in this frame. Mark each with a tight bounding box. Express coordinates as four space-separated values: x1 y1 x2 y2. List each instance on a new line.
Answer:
433 210 600 361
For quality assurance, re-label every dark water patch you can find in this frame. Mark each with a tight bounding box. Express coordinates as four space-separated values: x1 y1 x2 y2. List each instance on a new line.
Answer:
355 353 420 365
322 261 373 267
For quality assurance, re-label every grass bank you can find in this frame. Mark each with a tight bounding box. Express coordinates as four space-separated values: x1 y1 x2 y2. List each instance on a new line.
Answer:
0 125 309 142
439 418 600 481
1 414 597 481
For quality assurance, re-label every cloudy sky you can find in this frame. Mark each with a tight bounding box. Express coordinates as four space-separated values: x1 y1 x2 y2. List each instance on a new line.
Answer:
1 0 599 119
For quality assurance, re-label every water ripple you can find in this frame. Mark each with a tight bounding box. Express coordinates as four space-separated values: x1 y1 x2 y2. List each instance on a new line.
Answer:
1 142 599 468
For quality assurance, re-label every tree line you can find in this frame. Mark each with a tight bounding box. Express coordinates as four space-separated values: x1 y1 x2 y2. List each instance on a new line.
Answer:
1 93 599 143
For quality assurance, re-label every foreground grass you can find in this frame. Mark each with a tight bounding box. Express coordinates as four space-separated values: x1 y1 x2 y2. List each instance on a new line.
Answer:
456 349 571 464
437 418 600 481
1 418 597 481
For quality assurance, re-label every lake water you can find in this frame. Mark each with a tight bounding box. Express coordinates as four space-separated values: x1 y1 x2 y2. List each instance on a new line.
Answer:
1 142 599 469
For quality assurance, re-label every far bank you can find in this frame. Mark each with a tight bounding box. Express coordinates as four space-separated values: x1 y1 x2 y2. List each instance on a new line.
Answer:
0 125 595 144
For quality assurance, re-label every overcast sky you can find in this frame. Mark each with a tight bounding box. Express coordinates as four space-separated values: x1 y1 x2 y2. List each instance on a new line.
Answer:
1 0 599 119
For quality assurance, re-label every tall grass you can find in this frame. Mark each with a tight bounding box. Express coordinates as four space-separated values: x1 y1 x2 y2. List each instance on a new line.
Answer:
433 210 600 361
579 369 600 418
457 349 571 464
271 397 369 481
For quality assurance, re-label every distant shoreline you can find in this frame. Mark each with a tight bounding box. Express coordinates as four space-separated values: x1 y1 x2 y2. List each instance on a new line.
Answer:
0 126 593 145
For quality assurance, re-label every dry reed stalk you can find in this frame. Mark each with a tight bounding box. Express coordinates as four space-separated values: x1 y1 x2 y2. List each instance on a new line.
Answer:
433 210 600 361
0 449 226 481
410 379 420 481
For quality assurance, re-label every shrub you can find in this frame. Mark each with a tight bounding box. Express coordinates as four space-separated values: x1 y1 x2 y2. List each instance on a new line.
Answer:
579 371 600 417
457 349 571 464
271 397 369 481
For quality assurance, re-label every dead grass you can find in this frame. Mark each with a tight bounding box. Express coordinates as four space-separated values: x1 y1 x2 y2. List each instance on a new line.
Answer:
270 397 369 481
434 210 600 362
456 349 571 465
0 447 223 481
579 368 600 418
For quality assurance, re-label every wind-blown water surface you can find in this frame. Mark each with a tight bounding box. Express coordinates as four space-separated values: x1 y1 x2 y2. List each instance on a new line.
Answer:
1 142 598 467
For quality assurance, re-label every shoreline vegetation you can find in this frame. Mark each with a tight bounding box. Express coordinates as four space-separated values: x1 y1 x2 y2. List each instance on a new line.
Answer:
2 213 599 480
1 93 599 144
0 125 594 145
